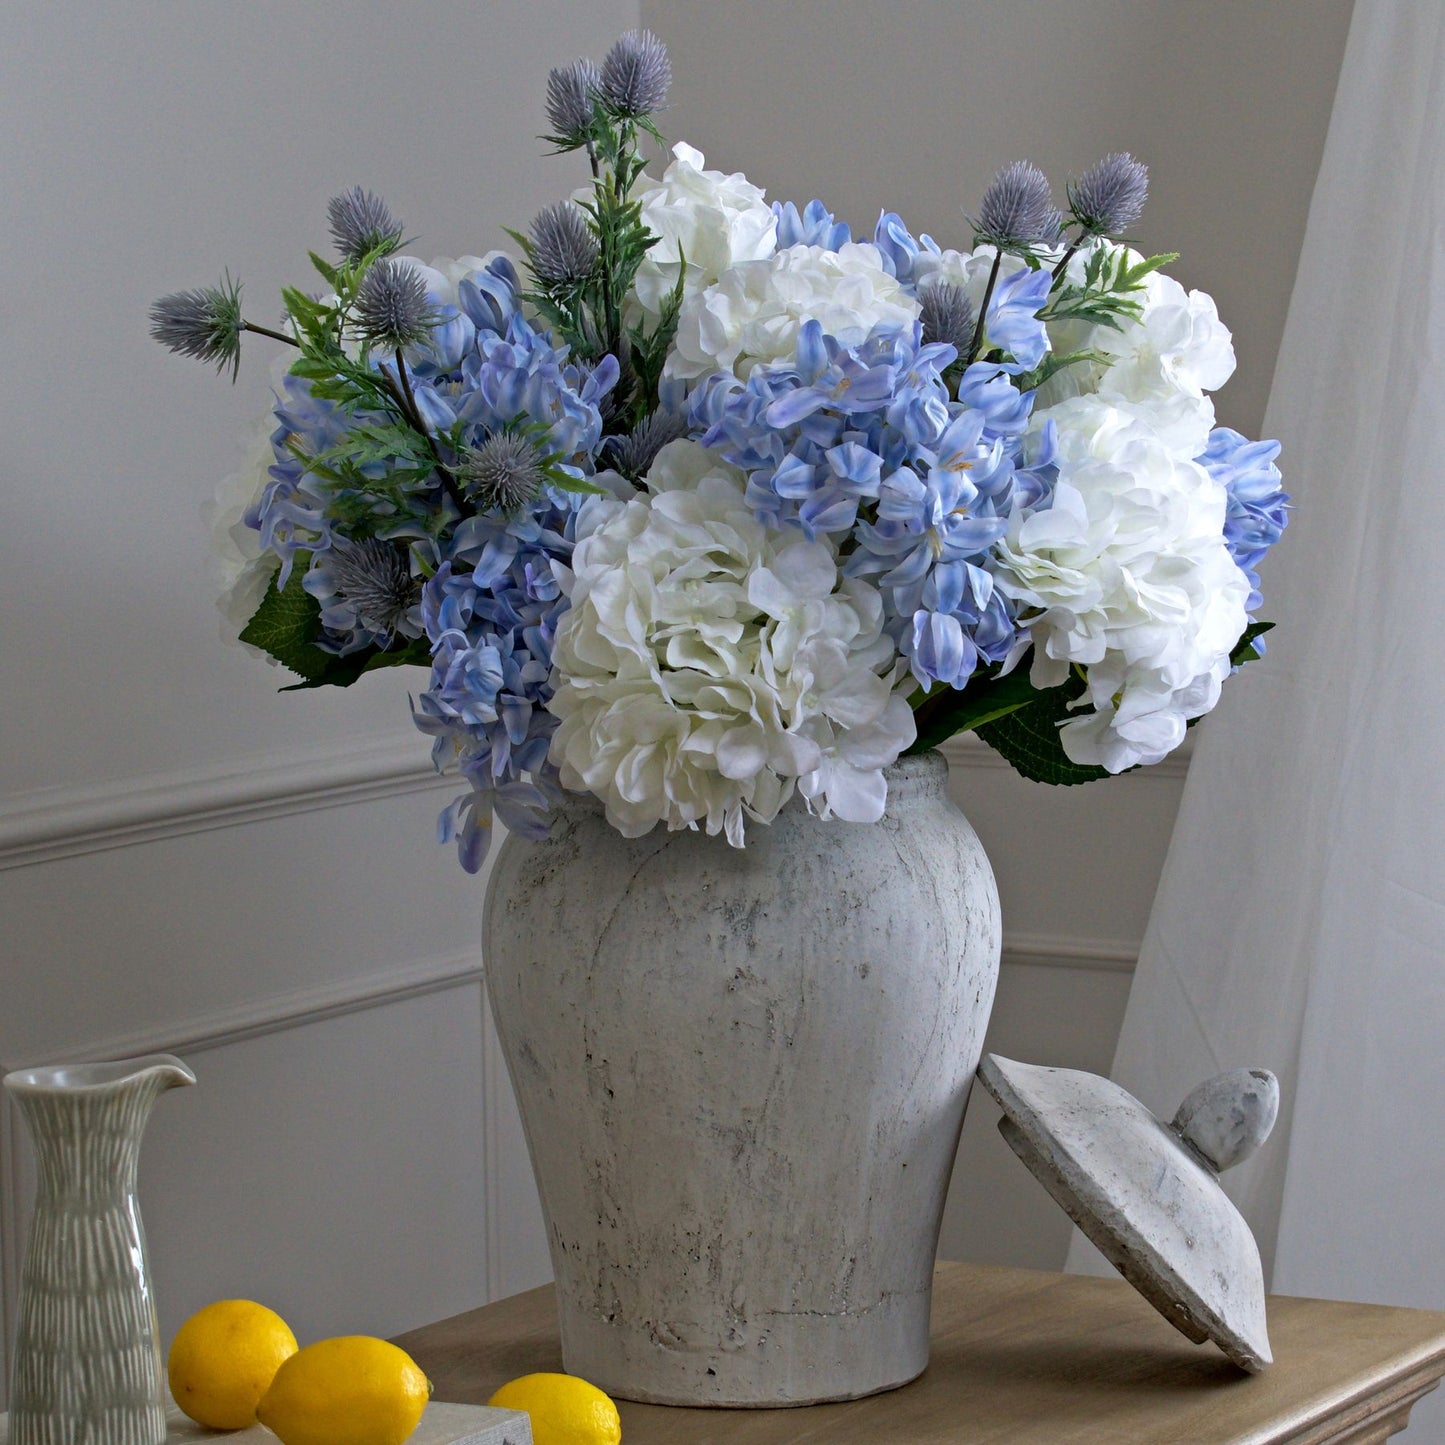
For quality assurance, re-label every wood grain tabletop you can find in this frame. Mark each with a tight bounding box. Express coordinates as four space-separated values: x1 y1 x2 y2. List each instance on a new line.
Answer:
394 1259 1445 1443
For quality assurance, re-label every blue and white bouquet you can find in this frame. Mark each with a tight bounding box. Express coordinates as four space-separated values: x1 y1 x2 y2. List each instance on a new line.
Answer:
153 30 1287 872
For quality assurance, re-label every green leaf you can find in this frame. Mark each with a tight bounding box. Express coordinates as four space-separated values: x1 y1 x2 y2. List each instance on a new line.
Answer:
975 675 1114 786
308 251 341 288
279 635 431 691
237 559 334 682
904 665 1042 756
1230 619 1275 667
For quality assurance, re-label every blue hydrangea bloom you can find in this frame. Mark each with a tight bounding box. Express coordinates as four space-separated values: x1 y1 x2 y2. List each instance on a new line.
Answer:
1199 427 1288 611
691 319 1045 690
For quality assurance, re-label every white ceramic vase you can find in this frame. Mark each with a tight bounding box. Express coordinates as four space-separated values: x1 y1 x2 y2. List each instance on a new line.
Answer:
483 751 1000 1406
4 1054 195 1445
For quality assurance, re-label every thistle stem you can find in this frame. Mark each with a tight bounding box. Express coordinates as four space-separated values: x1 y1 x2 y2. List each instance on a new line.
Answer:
1051 230 1087 282
387 350 470 517
242 320 300 348
966 250 1003 365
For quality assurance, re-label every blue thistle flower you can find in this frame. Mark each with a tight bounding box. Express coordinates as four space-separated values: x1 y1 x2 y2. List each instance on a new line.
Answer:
462 432 547 515
1068 152 1149 236
545 59 601 142
304 537 421 646
918 283 975 355
327 186 404 262
599 29 671 117
354 259 432 350
974 161 1060 248
604 409 691 480
149 275 245 380
529 202 599 285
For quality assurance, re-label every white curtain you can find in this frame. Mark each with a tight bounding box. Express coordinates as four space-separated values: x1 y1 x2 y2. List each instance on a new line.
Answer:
1068 0 1445 1422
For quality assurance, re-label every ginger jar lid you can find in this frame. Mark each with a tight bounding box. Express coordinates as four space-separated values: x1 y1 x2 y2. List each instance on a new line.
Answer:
976 1054 1279 1373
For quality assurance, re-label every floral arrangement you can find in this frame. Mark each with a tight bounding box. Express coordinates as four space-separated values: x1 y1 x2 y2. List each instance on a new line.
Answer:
152 30 1287 872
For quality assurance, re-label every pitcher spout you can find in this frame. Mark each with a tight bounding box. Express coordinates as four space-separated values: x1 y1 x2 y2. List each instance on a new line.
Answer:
4 1051 196 1097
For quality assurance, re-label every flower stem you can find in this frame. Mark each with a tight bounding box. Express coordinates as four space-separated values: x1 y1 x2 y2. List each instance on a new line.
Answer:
388 350 470 517
1051 230 1086 282
242 320 300 348
966 250 1003 365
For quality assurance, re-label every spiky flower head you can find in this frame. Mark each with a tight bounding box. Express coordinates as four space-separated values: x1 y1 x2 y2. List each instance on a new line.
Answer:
149 275 244 380
529 202 600 285
545 59 601 142
599 29 671 118
974 160 1059 248
354 259 432 350
1068 152 1149 236
327 186 404 262
324 537 419 636
604 410 690 481
463 432 547 514
918 283 976 356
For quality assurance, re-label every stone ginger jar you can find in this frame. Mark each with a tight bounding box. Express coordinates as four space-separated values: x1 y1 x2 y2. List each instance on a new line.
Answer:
483 750 1000 1406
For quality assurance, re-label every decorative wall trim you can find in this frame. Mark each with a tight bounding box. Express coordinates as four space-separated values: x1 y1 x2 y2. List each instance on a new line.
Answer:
0 730 1191 873
1001 933 1138 973
0 949 487 1387
0 737 453 873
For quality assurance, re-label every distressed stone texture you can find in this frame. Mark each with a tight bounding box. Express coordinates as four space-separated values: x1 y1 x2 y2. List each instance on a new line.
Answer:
482 752 1001 1406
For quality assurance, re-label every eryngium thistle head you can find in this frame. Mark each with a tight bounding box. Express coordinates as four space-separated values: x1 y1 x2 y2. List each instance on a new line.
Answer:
463 432 546 514
975 160 1058 247
149 275 244 380
354 259 432 350
599 29 671 117
325 537 418 635
546 59 601 142
918 283 976 356
1068 152 1149 236
327 186 404 261
529 202 599 285
604 410 690 480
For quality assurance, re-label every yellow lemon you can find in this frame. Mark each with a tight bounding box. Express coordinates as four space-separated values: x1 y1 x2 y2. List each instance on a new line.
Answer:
168 1298 298 1429
256 1335 432 1445
487 1372 621 1445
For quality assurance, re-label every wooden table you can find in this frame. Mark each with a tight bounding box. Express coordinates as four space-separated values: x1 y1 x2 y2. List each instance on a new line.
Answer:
395 1260 1445 1443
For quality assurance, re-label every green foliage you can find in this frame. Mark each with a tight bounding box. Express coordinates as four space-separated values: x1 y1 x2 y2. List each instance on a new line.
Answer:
1231 620 1275 667
904 665 1041 756
1042 244 1180 333
975 672 1112 786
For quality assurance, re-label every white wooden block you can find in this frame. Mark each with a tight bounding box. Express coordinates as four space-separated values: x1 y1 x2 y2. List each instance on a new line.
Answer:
1 1403 533 1445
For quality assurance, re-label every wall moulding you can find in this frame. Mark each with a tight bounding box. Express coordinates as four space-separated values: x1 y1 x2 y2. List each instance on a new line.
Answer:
0 731 1191 874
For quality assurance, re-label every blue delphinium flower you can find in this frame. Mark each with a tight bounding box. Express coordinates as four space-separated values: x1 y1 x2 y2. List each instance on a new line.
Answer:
412 491 588 872
773 199 852 251
980 265 1053 369
1199 427 1288 611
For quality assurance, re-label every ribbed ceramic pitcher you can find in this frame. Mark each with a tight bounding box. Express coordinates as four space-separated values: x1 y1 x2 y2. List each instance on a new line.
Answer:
4 1054 195 1445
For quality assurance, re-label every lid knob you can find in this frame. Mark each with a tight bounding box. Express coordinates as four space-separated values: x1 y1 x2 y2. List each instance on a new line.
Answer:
1170 1068 1279 1173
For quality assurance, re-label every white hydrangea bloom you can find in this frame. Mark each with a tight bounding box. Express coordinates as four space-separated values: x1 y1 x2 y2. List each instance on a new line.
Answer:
202 401 284 661
548 441 915 843
992 396 1250 772
632 143 778 325
665 242 921 382
1036 242 1235 459
911 242 1031 310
